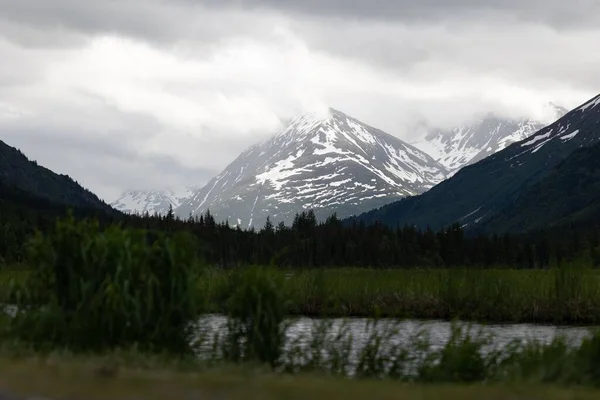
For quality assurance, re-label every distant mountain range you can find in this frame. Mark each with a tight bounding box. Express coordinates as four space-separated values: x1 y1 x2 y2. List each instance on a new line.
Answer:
411 103 568 174
115 108 450 226
113 105 568 227
353 94 600 232
0 140 114 213
111 187 199 216
3 94 599 236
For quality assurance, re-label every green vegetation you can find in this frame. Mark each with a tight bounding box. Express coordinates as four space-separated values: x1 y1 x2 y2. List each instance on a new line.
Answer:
5 263 600 324
3 173 600 271
5 215 600 395
220 266 289 367
3 214 201 353
197 266 600 324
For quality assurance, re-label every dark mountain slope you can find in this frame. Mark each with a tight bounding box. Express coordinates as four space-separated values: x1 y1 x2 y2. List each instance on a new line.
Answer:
352 94 600 231
478 141 600 233
0 140 114 213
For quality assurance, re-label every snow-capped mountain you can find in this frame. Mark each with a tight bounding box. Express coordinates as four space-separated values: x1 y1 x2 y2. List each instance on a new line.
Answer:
111 186 198 215
411 103 568 174
354 94 600 232
175 108 448 228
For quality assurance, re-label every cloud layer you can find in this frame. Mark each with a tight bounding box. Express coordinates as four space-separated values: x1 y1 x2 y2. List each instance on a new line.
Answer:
0 0 598 200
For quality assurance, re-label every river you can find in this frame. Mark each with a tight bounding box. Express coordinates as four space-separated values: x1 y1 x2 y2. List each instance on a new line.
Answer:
195 314 595 359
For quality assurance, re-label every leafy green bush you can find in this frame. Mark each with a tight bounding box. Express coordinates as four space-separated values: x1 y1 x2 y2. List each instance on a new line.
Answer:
3 214 201 353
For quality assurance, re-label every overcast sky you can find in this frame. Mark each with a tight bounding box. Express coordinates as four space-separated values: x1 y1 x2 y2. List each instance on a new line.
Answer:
1 0 599 201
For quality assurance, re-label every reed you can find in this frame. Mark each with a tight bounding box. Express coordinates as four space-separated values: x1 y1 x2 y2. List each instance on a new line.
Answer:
278 266 600 324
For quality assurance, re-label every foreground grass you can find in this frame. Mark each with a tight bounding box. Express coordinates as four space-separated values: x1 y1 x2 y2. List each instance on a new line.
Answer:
1 353 600 400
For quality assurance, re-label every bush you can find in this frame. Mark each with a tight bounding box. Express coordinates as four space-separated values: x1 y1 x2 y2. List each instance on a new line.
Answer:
3 214 201 353
221 266 288 367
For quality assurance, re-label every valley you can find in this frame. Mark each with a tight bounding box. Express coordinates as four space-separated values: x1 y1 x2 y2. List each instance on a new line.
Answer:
3 1 600 397
2 88 600 399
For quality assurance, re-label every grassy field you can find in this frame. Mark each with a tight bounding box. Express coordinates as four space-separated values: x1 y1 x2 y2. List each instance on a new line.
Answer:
199 266 600 324
2 353 600 400
4 265 600 324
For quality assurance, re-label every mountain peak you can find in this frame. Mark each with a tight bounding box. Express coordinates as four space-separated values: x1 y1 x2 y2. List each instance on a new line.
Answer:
111 186 198 215
176 109 447 228
278 107 356 139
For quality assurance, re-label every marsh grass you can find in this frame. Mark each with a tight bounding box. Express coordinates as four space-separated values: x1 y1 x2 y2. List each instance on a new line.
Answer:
277 266 600 323
6 261 600 323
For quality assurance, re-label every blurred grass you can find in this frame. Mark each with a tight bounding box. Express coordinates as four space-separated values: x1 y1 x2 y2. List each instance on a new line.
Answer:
2 352 600 400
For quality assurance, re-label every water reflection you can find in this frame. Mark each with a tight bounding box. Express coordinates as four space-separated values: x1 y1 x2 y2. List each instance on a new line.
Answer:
196 314 593 356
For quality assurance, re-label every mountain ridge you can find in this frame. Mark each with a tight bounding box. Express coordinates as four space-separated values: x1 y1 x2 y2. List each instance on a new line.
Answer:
0 139 115 213
477 139 600 233
351 94 600 232
411 103 568 174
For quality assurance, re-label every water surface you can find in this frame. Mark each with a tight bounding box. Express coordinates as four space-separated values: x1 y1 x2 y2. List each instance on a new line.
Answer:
197 314 594 356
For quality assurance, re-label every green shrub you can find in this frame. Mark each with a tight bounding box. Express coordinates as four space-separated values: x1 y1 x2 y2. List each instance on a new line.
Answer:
3 214 201 353
221 266 288 367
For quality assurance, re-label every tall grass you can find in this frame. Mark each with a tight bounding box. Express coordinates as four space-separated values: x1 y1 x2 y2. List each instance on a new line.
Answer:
2 214 202 353
277 266 600 323
6 264 600 324
194 265 600 323
220 266 289 367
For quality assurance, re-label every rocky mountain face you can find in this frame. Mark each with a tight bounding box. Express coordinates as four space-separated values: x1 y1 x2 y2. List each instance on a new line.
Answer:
411 103 568 174
111 187 198 215
0 139 114 213
175 108 448 228
352 94 600 232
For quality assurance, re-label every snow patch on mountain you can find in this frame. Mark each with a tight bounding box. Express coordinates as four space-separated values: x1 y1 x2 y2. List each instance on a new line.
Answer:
578 94 600 112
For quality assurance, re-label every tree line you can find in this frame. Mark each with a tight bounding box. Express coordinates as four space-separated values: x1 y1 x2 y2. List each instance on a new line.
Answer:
2 186 600 269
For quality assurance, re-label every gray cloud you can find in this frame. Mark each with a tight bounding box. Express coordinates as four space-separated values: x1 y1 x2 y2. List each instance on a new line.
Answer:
0 0 598 201
2 0 597 48
203 0 600 28
0 0 284 48
1 121 219 201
